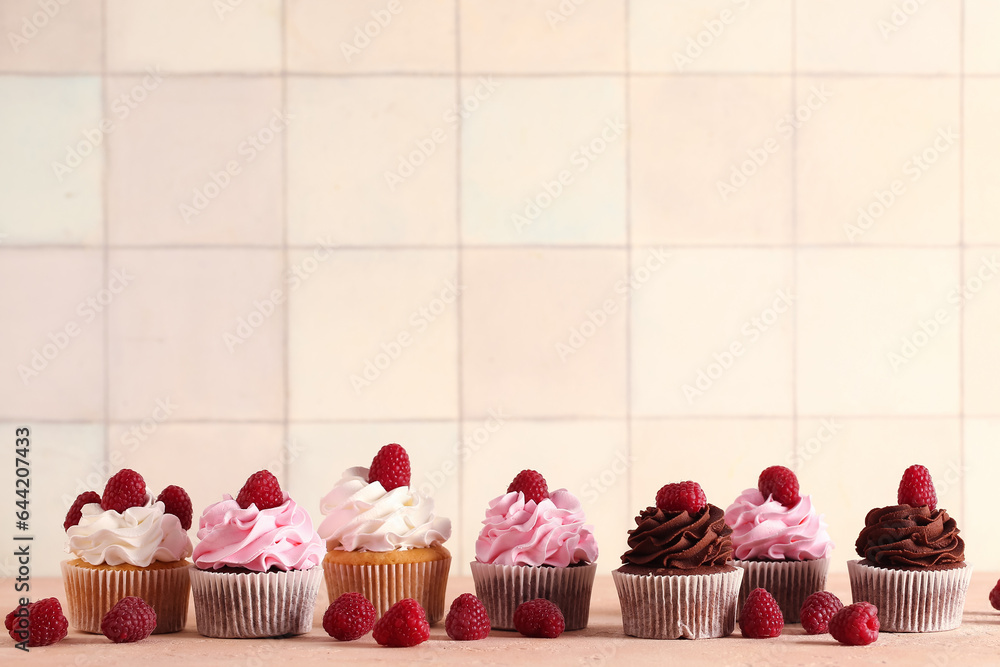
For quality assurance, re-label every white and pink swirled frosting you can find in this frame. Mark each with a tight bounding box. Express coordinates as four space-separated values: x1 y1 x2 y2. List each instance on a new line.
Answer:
66 494 192 567
475 489 599 567
192 493 324 572
724 489 834 561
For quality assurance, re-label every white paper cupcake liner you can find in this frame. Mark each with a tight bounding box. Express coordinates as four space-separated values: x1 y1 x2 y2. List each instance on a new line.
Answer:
470 561 597 631
189 566 322 638
734 558 830 623
61 560 191 634
612 567 744 640
323 556 451 625
847 559 972 633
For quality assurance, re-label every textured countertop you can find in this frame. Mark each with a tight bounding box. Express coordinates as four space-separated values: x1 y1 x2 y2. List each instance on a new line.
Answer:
5 572 1000 666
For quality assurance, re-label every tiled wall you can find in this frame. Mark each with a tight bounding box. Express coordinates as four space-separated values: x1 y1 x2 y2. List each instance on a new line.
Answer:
1 1 997 579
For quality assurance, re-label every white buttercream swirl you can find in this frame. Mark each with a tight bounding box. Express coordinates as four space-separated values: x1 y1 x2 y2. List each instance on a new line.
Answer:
66 494 192 567
318 466 451 552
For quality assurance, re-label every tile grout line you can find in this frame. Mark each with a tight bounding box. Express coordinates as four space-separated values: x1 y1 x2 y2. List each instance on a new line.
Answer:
624 0 633 515
5 243 993 251
454 0 465 570
790 0 799 471
12 70 989 79
281 0 291 487
959 0 966 522
101 0 110 470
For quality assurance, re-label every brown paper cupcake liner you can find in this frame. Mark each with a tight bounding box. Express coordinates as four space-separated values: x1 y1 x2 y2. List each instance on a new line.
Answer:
189 566 322 638
734 557 830 623
323 557 451 625
847 559 972 633
612 567 744 640
61 560 191 634
470 561 597 631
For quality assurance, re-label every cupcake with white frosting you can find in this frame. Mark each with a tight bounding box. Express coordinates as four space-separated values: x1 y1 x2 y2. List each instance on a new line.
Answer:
61 469 193 634
318 444 452 624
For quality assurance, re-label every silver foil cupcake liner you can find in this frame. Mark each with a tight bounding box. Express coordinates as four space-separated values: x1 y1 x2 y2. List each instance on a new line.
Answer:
734 557 830 623
470 561 597 631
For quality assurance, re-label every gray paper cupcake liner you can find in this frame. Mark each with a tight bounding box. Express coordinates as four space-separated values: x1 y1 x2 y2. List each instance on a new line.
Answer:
470 561 597 631
734 557 830 623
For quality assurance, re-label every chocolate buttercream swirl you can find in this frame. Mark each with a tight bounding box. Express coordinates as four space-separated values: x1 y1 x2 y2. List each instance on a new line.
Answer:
621 504 733 569
855 504 965 569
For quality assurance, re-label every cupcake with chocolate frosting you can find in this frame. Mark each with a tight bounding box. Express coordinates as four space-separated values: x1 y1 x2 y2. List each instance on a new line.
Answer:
613 481 743 639
848 465 971 632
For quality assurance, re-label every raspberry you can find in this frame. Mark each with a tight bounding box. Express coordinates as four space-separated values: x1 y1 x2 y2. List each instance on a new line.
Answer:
101 596 156 643
655 481 707 514
5 598 68 647
739 588 784 639
758 466 801 508
101 469 147 513
323 593 377 641
372 598 430 647
507 469 549 504
897 464 937 511
156 485 193 530
829 602 880 646
368 443 411 491
800 591 844 635
64 491 101 531
990 578 1000 611
235 470 284 510
513 599 565 639
445 593 491 641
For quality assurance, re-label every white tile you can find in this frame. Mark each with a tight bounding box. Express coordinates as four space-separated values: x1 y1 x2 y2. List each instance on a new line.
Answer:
631 249 794 416
461 249 628 419
797 249 960 416
630 76 793 245
0 250 104 421
0 76 102 245
107 249 285 421
0 0 102 73
461 77 626 245
963 249 1000 417
964 419 1000 569
287 77 457 246
963 0 1000 74
287 0 455 73
288 250 459 420
964 80 1000 244
631 0 792 73
106 0 282 73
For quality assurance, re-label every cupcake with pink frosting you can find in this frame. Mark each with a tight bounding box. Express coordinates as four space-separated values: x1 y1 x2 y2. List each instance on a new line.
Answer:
189 470 324 638
724 466 833 623
471 469 598 631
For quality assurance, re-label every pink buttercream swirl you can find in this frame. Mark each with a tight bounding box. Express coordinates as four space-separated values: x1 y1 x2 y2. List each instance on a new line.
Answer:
724 489 834 561
475 489 599 567
193 493 324 572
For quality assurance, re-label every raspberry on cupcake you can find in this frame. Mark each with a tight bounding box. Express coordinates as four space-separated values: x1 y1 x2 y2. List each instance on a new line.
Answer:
471 469 598 631
723 465 834 622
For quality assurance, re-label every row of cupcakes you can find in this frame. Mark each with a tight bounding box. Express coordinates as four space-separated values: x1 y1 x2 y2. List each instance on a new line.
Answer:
53 445 969 643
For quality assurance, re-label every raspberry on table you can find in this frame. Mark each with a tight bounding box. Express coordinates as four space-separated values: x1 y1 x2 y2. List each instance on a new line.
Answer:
235 470 284 510
101 469 147 513
829 602 880 646
156 485 193 530
101 596 157 643
739 588 784 639
507 470 549 504
990 578 1000 611
513 599 565 639
897 464 937 511
368 443 411 491
445 593 490 641
372 598 430 647
800 591 844 635
323 593 377 641
655 481 707 514
64 491 101 531
758 466 801 508
5 598 68 647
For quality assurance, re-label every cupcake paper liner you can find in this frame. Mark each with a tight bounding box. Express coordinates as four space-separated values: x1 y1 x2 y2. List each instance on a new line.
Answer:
470 561 597 631
847 559 972 633
612 567 744 640
324 557 451 625
734 558 830 623
189 566 322 638
61 560 191 634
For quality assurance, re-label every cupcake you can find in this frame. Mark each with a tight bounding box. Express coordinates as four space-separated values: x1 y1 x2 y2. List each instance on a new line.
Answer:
61 469 193 634
471 469 598 631
848 464 971 633
613 481 742 640
318 444 452 624
724 465 833 622
189 470 324 638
